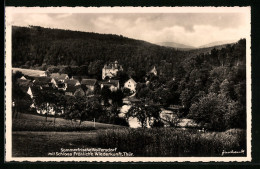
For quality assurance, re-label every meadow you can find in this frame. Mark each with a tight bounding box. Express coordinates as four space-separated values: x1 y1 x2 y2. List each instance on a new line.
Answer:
13 113 125 131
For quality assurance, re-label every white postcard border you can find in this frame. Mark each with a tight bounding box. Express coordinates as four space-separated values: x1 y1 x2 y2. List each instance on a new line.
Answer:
5 7 252 162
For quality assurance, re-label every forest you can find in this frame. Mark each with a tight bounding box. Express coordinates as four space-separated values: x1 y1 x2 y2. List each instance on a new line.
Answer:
12 26 247 131
12 26 226 80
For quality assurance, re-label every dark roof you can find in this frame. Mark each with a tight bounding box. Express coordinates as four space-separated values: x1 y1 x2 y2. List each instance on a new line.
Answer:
100 79 119 87
72 76 89 80
64 79 80 86
17 79 32 86
50 73 68 80
33 77 52 85
65 84 81 93
29 85 55 97
81 79 97 86
17 79 33 93
29 86 41 96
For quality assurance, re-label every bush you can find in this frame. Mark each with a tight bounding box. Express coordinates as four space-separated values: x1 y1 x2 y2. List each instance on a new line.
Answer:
94 128 246 157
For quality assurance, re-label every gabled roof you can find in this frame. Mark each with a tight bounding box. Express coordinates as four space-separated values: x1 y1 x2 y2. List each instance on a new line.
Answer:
100 79 119 87
28 86 41 97
72 76 89 80
50 73 68 80
17 79 32 92
17 78 32 86
64 79 80 86
125 78 137 85
150 66 157 73
81 79 97 86
28 85 55 97
33 77 52 85
65 84 81 93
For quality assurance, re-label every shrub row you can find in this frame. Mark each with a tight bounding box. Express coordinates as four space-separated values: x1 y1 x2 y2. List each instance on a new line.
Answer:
94 128 246 157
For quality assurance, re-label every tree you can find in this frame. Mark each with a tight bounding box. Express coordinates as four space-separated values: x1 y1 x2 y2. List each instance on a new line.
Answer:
126 103 148 128
12 87 32 118
180 88 193 114
34 88 58 122
101 86 111 106
126 103 161 128
188 92 243 131
110 89 124 106
114 71 129 88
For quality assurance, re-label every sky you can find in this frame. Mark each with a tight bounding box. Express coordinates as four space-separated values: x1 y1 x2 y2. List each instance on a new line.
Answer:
11 13 249 47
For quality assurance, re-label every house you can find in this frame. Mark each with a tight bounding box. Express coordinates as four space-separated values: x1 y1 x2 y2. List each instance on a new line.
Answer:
64 79 80 87
100 79 120 91
27 86 42 109
124 78 137 92
27 86 39 99
56 80 66 91
32 77 52 87
102 61 123 80
50 75 75 91
50 73 69 81
81 79 98 92
16 78 33 93
65 85 85 97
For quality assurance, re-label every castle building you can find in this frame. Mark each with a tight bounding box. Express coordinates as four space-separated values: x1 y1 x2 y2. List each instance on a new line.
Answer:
102 61 123 80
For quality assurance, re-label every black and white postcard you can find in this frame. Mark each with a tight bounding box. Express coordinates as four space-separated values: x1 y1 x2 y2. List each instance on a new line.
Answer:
5 7 251 162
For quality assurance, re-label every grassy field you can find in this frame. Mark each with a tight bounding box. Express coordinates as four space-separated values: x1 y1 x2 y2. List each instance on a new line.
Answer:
12 67 46 77
12 131 98 157
13 113 125 131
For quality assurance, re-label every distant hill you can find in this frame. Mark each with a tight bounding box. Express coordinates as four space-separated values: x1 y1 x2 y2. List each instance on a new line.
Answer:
198 40 238 48
157 42 195 50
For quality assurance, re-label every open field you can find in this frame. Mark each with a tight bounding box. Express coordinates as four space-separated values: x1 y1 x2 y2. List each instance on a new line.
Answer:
13 113 125 131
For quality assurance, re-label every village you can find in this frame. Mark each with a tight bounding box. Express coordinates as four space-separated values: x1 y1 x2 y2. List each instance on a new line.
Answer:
12 61 196 128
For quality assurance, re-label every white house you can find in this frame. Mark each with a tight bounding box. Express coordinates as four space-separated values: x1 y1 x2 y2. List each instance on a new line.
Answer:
124 78 137 92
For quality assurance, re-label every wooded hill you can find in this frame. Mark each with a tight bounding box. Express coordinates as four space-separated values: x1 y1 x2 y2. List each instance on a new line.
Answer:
12 26 230 80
